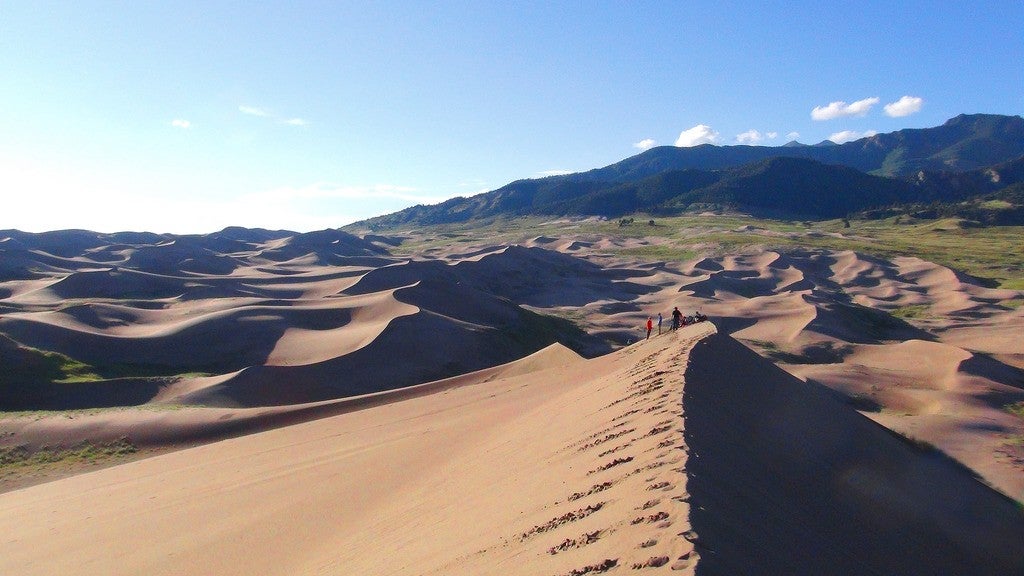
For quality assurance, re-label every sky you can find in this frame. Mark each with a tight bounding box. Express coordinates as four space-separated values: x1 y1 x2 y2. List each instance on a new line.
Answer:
1 1 1022 234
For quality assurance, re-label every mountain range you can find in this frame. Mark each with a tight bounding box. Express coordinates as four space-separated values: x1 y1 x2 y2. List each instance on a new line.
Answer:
355 114 1024 227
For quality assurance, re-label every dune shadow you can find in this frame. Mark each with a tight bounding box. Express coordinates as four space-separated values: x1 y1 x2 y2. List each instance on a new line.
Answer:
2 378 166 411
959 352 1024 392
682 333 1024 576
706 315 757 335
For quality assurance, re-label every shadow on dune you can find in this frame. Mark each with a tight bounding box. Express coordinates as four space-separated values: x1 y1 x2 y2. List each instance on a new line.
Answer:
2 242 617 409
958 352 1024 393
0 334 165 410
2 378 166 411
683 332 1024 576
703 315 757 335
181 293 607 407
802 294 937 344
0 305 349 375
346 245 659 308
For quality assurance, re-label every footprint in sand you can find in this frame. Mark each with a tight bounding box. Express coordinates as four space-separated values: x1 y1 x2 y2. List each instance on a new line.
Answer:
597 442 632 458
630 511 669 525
637 499 660 510
632 556 670 569
519 503 605 540
577 428 637 453
547 530 603 555
671 551 698 571
562 558 618 576
630 460 668 475
646 424 673 437
567 481 614 502
588 456 634 475
612 408 641 422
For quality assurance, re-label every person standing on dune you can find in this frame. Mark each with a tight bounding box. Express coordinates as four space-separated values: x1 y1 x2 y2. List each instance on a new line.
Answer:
657 312 663 335
672 307 682 330
646 316 653 340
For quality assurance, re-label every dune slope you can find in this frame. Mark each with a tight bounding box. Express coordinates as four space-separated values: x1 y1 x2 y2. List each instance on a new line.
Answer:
684 333 1024 575
2 324 1020 575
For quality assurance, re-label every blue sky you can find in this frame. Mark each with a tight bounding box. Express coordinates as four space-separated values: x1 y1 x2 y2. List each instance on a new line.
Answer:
1 1 1021 233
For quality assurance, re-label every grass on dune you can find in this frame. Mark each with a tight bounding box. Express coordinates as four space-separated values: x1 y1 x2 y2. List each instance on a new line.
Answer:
0 438 138 468
0 438 148 490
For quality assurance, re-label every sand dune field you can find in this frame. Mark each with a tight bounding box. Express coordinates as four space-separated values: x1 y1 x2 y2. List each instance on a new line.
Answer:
2 225 1023 573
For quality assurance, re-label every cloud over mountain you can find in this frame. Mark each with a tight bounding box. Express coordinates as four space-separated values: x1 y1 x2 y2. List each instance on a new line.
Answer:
884 95 924 117
812 97 880 120
676 124 720 147
736 129 764 145
828 129 877 144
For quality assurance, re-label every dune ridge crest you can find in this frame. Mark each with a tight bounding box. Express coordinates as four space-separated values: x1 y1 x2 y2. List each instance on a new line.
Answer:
3 323 1021 575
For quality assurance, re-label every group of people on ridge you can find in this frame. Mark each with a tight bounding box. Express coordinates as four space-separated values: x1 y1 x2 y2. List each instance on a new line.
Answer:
645 307 707 339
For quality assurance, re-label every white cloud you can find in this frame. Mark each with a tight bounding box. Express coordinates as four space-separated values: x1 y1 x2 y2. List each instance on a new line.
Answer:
735 129 764 145
239 105 271 117
811 97 880 120
828 129 878 144
766 132 778 139
535 169 574 178
675 124 720 147
633 138 657 151
283 118 308 127
787 131 800 140
170 119 191 129
884 95 923 117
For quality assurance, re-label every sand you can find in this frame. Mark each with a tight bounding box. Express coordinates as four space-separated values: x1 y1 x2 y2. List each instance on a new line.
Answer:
2 324 1021 575
3 225 1024 573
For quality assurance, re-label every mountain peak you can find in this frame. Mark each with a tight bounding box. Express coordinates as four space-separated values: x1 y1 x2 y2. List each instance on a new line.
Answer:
352 114 1024 229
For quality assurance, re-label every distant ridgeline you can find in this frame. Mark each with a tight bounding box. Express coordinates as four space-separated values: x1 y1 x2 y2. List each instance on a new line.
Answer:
354 114 1024 227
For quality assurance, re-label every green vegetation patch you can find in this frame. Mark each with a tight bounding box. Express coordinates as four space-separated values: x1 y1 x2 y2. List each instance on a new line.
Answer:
616 245 698 262
0 438 137 469
1006 401 1024 419
0 336 104 385
980 199 1014 210
890 304 931 319
0 403 186 422
359 212 1024 288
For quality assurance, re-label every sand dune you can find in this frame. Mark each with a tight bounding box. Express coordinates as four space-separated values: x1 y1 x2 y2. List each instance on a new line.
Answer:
2 225 1022 516
2 325 1020 575
539 245 1024 499
1 232 616 411
683 332 1024 575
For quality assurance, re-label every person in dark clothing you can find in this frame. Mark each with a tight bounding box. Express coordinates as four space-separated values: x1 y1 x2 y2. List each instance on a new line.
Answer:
671 307 682 330
657 312 663 335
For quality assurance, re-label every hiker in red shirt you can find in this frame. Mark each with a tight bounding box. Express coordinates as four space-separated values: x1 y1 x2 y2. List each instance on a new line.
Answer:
646 316 653 340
